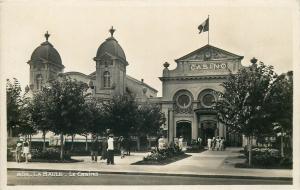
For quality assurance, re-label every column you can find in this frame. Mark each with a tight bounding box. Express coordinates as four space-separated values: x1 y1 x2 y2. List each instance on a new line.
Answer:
192 111 198 140
168 109 174 142
218 122 222 137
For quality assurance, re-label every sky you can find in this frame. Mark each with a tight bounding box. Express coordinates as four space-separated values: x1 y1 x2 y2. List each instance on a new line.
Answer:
0 0 297 97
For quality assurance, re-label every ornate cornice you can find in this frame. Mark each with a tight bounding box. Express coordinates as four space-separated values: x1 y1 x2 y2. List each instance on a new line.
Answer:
159 75 228 81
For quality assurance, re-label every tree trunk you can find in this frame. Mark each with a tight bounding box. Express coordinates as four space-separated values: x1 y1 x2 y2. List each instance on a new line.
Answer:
71 134 74 151
42 131 46 152
248 136 252 166
8 127 12 137
29 134 32 150
136 136 141 151
281 129 284 157
60 133 64 160
148 139 151 150
289 135 293 154
85 135 88 151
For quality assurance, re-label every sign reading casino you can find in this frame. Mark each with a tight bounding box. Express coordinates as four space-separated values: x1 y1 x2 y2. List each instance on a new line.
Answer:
190 62 228 71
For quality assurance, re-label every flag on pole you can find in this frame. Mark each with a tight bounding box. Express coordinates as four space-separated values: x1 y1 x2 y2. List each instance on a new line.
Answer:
198 18 209 34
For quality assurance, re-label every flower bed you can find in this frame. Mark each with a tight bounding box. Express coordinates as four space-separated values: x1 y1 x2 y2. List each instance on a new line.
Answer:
237 147 292 169
132 146 189 165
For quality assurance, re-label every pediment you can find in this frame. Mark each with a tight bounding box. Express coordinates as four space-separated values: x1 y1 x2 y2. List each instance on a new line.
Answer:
176 45 243 62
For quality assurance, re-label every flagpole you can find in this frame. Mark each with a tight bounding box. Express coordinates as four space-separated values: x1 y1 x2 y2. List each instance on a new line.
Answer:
208 15 210 45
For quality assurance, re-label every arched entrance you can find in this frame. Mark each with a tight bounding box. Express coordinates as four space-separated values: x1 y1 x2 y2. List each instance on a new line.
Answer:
201 120 217 146
176 121 192 144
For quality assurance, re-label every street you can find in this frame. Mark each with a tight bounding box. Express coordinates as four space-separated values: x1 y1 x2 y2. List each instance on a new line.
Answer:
7 170 292 185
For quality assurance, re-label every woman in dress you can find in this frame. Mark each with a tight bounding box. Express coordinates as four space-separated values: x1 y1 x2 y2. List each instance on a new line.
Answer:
216 136 220 151
23 140 30 163
211 137 216 151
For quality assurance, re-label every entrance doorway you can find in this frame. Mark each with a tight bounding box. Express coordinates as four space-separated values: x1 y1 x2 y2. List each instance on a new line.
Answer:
200 120 217 146
176 121 192 144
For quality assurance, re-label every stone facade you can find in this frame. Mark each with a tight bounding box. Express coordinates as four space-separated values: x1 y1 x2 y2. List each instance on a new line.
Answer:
159 44 244 145
27 32 65 92
27 30 244 146
27 29 157 101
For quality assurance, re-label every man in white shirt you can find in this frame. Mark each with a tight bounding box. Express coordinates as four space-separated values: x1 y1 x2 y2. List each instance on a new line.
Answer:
107 134 115 165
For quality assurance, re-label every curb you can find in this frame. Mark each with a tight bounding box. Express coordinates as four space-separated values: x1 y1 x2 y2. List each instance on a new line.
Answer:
7 168 292 181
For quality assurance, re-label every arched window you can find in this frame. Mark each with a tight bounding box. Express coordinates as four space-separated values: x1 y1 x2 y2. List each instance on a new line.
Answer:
36 74 43 90
103 71 111 88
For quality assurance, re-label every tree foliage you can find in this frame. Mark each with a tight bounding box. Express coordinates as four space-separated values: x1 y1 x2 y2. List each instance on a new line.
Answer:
103 94 139 137
83 98 106 136
267 71 293 135
6 78 36 137
136 103 166 137
44 76 88 136
6 78 23 136
216 61 277 137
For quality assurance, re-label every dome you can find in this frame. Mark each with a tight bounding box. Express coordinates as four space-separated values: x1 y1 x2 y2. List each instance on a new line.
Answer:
29 32 63 66
95 27 126 62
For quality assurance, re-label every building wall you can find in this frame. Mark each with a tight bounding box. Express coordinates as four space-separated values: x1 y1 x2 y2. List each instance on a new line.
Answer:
160 45 243 144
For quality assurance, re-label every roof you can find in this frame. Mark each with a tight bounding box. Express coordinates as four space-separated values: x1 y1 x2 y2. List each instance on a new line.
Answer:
126 75 158 93
29 33 64 67
175 44 243 62
95 36 126 62
64 71 89 78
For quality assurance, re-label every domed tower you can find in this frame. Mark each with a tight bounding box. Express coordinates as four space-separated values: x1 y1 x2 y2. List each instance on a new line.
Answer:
93 27 128 97
27 31 64 91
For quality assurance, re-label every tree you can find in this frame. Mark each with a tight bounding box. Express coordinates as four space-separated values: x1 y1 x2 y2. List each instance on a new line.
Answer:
103 94 139 137
267 71 293 157
6 78 22 137
17 95 37 146
43 76 88 160
216 58 277 166
135 103 166 149
29 90 51 151
81 98 106 151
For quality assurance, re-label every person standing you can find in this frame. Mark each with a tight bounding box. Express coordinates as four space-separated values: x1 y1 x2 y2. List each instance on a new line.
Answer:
126 137 131 156
158 136 166 150
23 140 30 163
216 136 220 151
207 137 212 150
90 137 99 162
212 137 216 151
178 136 184 151
197 137 202 150
15 142 22 163
100 136 108 160
220 137 225 151
119 136 126 159
107 134 115 165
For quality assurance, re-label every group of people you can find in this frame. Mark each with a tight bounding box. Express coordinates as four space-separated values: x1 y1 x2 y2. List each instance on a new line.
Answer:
207 136 225 151
90 134 131 165
15 139 30 163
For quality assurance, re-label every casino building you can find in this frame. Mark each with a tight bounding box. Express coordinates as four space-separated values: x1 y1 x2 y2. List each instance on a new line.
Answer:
159 45 244 146
26 27 244 146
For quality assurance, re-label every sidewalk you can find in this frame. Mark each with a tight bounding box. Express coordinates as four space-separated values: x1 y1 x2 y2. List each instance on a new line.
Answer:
7 148 292 179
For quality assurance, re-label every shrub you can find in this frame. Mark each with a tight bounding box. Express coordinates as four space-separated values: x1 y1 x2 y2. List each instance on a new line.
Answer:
143 146 183 161
244 147 281 167
32 147 71 160
7 148 15 161
280 157 293 168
